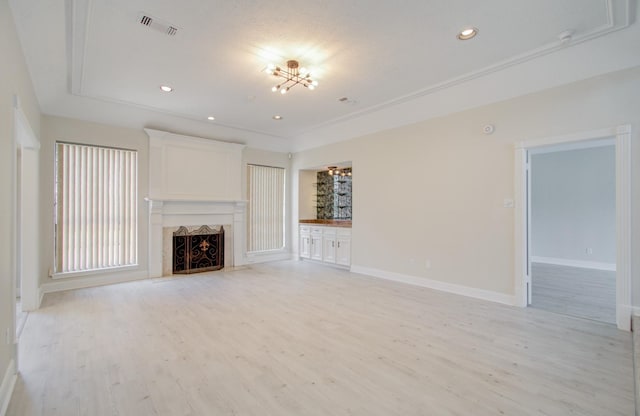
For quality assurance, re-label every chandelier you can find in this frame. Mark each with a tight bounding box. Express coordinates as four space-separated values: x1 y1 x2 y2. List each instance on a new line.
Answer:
264 60 318 94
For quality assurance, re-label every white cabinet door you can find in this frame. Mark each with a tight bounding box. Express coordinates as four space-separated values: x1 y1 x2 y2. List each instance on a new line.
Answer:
311 234 323 261
336 236 351 266
299 225 311 259
323 235 337 263
300 233 311 259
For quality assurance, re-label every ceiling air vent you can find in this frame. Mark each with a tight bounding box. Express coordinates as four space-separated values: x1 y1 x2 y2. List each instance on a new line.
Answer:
138 13 178 37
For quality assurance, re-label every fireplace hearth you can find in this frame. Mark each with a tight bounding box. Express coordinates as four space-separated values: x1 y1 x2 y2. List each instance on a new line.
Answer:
172 225 224 274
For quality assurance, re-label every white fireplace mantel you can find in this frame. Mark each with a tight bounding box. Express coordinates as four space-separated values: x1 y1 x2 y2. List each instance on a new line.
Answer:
144 129 248 277
148 198 247 277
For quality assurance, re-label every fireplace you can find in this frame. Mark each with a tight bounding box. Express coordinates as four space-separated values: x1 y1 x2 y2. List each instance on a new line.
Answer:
148 199 247 278
172 225 224 274
146 129 247 278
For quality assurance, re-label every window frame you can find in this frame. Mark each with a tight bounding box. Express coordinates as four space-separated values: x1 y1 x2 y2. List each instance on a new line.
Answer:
53 141 140 278
246 163 286 254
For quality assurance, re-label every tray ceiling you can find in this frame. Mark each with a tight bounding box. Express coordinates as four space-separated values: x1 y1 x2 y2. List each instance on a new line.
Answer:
9 0 637 151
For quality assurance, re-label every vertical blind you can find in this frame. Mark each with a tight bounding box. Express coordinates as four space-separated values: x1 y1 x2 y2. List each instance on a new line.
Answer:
55 142 138 273
247 164 285 252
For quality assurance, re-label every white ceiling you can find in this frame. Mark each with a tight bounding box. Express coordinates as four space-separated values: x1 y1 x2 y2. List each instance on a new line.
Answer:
9 0 639 152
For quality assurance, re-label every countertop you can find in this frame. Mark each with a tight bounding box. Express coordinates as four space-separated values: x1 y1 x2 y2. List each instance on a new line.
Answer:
299 219 352 228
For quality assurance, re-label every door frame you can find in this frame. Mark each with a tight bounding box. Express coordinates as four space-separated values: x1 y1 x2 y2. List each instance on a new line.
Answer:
514 124 631 330
13 96 40 315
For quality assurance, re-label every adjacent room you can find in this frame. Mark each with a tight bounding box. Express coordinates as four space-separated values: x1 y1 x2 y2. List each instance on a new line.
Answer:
1 1 639 415
529 141 617 324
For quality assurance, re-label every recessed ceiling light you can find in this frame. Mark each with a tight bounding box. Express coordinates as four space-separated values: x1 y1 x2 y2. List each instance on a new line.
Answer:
272 115 283 120
207 116 215 121
457 27 478 40
160 85 173 92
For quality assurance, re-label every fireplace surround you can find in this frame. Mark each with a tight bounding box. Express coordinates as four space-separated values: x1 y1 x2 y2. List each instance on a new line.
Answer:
148 199 247 277
145 128 248 277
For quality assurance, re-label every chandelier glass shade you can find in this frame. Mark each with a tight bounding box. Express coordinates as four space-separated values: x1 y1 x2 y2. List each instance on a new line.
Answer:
264 60 318 94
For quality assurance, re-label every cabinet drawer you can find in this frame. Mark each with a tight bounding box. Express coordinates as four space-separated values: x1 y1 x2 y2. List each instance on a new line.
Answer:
299 225 311 234
322 227 337 237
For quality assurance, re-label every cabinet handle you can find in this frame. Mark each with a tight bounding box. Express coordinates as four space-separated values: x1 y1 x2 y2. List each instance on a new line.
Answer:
332 241 334 247
338 242 340 248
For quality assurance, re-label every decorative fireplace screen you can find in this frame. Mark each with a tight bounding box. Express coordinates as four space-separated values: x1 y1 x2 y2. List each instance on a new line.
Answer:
172 225 224 274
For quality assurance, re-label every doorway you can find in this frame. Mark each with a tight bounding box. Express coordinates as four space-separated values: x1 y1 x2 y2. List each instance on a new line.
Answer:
514 125 632 330
528 140 616 324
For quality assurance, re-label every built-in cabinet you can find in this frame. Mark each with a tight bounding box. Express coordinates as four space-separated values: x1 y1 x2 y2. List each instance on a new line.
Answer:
299 225 351 267
322 228 337 263
310 227 323 261
300 231 311 258
335 233 351 266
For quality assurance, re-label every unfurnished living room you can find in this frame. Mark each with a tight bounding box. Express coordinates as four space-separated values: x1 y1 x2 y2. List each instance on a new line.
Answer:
1 1 639 415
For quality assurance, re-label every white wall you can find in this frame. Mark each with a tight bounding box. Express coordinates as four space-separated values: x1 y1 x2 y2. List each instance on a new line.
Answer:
39 116 150 286
0 0 41 408
292 65 640 303
39 119 294 282
298 170 317 220
531 146 616 265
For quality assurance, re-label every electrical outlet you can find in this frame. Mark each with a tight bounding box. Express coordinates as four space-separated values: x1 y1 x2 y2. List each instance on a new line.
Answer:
586 248 593 255
425 259 432 269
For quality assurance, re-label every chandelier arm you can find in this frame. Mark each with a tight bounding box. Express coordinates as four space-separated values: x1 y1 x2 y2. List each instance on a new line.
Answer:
267 59 316 93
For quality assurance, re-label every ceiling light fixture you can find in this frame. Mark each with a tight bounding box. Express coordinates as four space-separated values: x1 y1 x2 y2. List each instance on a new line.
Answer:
264 60 318 94
272 115 283 120
457 27 478 40
159 85 173 92
207 116 215 121
327 166 352 177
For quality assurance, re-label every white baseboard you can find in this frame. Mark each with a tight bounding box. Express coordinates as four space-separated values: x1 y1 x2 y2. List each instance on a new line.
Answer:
531 256 616 271
350 265 516 306
40 270 149 295
0 359 17 416
631 309 640 331
618 304 638 331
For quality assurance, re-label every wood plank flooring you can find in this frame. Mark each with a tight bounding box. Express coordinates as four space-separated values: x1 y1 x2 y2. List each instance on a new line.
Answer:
15 299 28 338
531 262 616 324
7 261 634 415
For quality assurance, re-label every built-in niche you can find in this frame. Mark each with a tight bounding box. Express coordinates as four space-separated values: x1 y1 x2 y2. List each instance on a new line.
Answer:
316 170 352 220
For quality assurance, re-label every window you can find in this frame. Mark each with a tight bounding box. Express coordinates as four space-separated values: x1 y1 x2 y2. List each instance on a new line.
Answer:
247 164 285 252
55 142 138 274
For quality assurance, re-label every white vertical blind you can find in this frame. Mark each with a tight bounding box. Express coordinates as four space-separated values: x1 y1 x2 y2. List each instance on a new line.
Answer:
247 164 285 252
55 142 138 273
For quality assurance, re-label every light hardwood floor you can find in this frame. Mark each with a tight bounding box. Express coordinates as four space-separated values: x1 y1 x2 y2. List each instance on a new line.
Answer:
7 261 634 415
531 262 616 324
